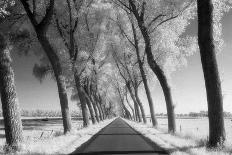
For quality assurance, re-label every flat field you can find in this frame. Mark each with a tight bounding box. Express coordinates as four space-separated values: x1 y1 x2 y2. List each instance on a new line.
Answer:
0 118 83 150
147 117 232 146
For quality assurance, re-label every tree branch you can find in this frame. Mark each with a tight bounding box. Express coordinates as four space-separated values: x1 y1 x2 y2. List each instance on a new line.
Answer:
37 0 55 31
20 0 38 26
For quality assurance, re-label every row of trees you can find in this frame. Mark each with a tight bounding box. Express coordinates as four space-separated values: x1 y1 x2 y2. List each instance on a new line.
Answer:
0 0 231 152
109 0 231 148
0 0 118 151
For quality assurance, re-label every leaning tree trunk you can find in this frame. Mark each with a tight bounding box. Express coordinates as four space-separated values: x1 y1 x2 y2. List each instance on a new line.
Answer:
89 94 100 122
138 64 157 126
134 87 147 123
96 102 103 121
134 103 138 121
0 34 23 151
147 57 176 132
127 84 142 122
20 0 72 134
124 105 132 120
100 104 105 120
97 96 105 120
125 94 135 121
133 28 157 126
84 91 96 124
74 74 90 127
37 34 72 134
138 24 176 132
118 89 132 120
197 0 225 147
129 0 176 132
94 94 103 121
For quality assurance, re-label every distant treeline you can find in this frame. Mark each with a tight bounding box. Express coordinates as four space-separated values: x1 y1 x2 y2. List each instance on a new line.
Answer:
154 111 232 118
0 110 81 118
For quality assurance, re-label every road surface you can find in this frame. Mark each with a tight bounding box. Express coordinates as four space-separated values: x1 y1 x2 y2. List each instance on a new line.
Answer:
71 118 168 155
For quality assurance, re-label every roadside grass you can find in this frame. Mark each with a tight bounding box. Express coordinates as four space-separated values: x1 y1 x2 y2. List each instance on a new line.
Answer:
124 119 232 155
0 118 115 155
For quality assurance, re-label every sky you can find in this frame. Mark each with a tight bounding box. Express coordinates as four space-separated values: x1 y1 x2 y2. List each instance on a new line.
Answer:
2 9 232 115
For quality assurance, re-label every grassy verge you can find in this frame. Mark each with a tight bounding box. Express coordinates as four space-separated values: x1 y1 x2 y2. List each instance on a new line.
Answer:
0 118 115 155
124 119 232 155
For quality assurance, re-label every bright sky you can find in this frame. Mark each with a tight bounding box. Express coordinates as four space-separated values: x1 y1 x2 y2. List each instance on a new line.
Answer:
4 10 232 114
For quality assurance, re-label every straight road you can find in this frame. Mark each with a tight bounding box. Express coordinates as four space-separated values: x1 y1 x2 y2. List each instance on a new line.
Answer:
71 118 168 155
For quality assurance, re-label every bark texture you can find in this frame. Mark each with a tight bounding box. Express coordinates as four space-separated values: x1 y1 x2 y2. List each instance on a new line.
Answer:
197 0 225 147
0 34 23 150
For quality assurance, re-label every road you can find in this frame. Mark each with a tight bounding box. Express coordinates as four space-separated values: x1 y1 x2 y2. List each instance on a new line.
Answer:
71 118 168 155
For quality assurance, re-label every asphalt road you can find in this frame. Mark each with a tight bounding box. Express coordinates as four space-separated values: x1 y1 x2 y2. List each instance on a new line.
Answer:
71 118 168 155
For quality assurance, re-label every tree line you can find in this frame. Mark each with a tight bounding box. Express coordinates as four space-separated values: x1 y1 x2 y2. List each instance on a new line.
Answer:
0 0 231 152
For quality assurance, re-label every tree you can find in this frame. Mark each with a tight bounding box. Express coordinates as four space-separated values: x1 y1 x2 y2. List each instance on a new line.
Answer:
197 0 225 147
20 0 72 134
111 43 145 122
0 33 23 151
113 0 197 132
55 0 110 126
113 9 158 126
115 80 132 119
128 0 179 132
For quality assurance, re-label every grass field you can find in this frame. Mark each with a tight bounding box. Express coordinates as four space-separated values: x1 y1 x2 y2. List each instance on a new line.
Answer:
0 118 83 143
126 118 232 155
152 118 232 143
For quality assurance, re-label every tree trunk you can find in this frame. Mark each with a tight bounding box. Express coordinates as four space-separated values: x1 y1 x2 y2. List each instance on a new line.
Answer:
94 94 103 121
127 84 141 122
89 94 100 122
134 87 147 123
137 20 176 132
138 63 157 126
118 88 132 120
55 72 72 133
134 102 138 121
74 74 90 127
20 0 72 133
147 55 176 132
97 102 103 121
197 0 225 147
84 91 96 124
125 106 132 120
129 0 176 132
125 94 135 121
99 104 105 120
132 22 157 126
0 34 23 151
36 34 72 134
97 96 105 120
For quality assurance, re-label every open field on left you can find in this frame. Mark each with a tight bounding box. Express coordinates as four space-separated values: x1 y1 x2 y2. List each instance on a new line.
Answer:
0 118 114 154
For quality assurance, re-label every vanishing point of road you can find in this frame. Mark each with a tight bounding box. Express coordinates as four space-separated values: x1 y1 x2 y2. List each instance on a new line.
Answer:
71 117 168 155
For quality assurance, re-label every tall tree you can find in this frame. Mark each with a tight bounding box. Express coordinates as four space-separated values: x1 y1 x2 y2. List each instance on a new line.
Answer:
115 10 158 126
127 0 177 132
20 0 72 133
113 0 195 132
0 33 23 151
111 45 144 122
197 0 225 147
